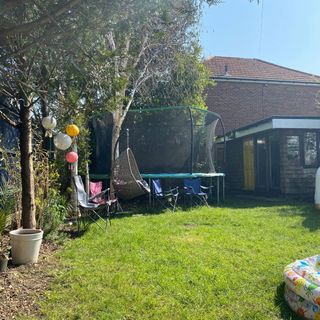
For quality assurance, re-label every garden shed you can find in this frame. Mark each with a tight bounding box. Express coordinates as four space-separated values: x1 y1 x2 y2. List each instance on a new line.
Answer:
223 116 320 195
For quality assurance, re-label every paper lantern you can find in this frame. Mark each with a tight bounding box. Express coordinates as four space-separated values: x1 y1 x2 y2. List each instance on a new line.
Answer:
53 133 72 150
41 116 57 130
66 124 80 137
66 151 78 163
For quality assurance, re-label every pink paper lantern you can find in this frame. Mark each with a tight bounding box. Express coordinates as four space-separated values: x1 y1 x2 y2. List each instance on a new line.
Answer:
65 151 78 163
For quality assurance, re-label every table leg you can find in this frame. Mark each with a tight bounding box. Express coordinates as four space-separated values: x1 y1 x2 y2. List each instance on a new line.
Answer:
217 176 220 205
149 178 152 207
223 176 225 202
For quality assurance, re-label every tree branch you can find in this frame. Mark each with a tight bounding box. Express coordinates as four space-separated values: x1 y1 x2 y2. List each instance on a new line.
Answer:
0 0 81 38
132 35 148 69
0 0 32 12
0 109 19 127
106 31 119 79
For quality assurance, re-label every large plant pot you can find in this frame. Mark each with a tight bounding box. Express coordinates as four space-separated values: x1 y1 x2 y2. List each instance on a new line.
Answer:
9 229 43 265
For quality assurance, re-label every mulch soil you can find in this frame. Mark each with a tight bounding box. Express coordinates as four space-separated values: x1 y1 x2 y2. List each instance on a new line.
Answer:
0 234 61 320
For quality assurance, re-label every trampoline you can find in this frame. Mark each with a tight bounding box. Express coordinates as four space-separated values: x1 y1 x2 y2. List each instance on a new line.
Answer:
89 106 226 201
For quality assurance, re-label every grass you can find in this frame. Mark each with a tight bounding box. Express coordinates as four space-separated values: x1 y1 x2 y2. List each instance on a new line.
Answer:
35 199 320 319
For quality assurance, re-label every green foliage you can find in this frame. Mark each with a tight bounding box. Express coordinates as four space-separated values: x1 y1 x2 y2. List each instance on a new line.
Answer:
0 149 21 231
53 105 91 191
0 182 15 235
38 200 317 319
134 43 214 109
33 142 67 236
40 189 67 238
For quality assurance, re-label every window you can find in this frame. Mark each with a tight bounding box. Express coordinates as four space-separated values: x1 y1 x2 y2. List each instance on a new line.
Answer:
287 132 320 167
303 132 317 167
287 136 300 161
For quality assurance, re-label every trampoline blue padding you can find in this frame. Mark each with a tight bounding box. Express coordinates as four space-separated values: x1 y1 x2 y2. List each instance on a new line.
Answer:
89 172 225 204
89 172 225 180
141 173 225 179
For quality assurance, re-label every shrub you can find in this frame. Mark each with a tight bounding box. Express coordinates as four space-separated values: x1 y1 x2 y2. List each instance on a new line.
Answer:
0 182 15 233
40 189 67 238
0 149 21 231
33 142 68 238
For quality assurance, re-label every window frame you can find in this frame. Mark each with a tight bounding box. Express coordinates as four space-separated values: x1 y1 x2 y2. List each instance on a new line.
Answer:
301 130 320 168
286 135 300 162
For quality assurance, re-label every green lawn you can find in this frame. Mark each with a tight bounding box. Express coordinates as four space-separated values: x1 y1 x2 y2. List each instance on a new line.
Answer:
36 200 320 319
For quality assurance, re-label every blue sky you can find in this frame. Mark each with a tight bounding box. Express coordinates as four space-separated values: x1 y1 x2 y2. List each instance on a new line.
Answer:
200 0 320 75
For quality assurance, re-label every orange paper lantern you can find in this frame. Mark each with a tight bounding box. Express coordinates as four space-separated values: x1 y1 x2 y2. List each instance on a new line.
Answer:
66 124 80 137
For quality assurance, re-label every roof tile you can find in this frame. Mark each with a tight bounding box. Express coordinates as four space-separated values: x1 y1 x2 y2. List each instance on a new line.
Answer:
205 56 320 82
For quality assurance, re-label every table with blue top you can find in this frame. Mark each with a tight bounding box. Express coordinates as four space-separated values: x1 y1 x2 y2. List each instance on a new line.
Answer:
141 172 225 206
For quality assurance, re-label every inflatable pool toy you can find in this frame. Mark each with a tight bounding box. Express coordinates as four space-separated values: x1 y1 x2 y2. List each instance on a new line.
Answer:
284 255 320 319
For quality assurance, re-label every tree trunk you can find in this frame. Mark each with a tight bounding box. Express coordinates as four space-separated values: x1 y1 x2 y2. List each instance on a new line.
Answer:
19 99 36 229
109 110 123 198
111 111 122 164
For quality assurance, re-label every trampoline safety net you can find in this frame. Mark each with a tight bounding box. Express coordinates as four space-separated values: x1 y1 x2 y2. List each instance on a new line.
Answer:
89 106 225 176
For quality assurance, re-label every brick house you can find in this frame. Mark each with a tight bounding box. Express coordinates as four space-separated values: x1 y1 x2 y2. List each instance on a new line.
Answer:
204 56 320 195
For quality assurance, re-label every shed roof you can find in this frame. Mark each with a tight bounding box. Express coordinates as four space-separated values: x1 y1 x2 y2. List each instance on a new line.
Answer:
205 56 320 83
225 116 320 140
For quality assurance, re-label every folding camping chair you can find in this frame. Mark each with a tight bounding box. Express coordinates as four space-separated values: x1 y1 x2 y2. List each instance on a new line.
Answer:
89 181 122 215
73 176 110 231
183 178 211 207
152 179 179 211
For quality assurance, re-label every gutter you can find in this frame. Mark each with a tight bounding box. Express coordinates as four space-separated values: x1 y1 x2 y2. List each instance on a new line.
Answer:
211 76 320 87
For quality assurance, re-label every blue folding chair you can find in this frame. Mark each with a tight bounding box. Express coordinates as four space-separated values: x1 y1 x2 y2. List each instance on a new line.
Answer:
183 178 211 207
152 179 179 211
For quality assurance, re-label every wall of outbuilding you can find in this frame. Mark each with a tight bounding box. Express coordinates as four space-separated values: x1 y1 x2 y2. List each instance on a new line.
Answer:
279 129 316 195
223 129 318 196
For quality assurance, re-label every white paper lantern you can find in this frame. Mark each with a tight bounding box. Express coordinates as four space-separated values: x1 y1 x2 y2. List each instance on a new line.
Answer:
41 116 57 130
53 133 72 150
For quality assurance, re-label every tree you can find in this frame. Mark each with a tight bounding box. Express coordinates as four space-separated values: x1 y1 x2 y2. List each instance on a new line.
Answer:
0 0 83 228
73 0 215 175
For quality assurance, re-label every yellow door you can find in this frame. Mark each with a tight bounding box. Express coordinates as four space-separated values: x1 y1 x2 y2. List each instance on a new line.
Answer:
243 138 255 190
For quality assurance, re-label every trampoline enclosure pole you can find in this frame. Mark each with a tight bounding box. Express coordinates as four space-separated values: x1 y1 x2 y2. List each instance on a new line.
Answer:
126 128 130 149
188 107 194 174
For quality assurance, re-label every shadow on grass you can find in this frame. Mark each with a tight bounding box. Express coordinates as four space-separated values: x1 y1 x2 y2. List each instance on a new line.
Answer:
110 196 199 220
274 283 303 320
111 205 191 220
77 195 320 232
221 197 320 232
60 227 86 239
275 203 320 232
220 197 291 209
